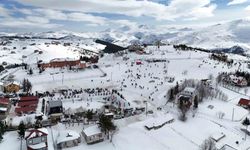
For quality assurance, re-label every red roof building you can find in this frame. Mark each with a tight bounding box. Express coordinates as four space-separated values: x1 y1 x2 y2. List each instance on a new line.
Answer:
39 58 86 69
0 98 10 114
18 101 38 107
25 128 48 150
20 96 39 102
0 98 9 105
238 98 250 108
15 96 39 115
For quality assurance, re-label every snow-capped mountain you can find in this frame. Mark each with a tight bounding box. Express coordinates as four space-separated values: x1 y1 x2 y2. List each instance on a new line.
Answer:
168 19 250 51
1 19 250 52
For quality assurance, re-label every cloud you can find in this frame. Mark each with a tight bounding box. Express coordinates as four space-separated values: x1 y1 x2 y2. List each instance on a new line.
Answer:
228 0 248 5
246 5 250 11
0 18 61 28
31 9 107 25
15 0 217 21
0 4 11 17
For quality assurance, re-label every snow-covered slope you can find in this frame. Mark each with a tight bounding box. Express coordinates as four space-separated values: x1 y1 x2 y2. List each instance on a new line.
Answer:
168 19 250 51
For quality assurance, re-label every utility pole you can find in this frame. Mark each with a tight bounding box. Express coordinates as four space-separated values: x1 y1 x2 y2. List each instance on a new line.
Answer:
50 126 56 150
111 72 113 81
20 137 22 150
232 107 235 121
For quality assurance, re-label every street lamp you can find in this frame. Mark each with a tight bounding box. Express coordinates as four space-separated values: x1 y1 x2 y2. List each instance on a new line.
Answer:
61 71 64 85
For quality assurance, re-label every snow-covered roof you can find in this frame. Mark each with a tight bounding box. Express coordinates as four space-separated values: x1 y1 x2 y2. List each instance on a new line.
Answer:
5 81 20 86
48 100 62 108
144 114 174 128
183 87 196 93
56 130 80 144
28 142 46 149
0 107 7 111
211 132 225 142
25 128 48 140
38 128 48 135
50 57 76 62
83 125 102 136
212 132 241 150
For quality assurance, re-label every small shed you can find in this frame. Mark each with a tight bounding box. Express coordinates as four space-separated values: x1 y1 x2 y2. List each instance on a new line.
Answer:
82 125 104 144
56 130 81 149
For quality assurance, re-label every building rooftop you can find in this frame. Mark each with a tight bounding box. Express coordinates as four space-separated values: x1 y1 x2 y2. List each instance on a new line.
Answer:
50 58 76 63
48 100 62 108
56 130 80 144
83 125 102 136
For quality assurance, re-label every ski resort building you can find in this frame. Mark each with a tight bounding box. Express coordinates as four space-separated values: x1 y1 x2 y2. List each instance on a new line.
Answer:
39 58 86 69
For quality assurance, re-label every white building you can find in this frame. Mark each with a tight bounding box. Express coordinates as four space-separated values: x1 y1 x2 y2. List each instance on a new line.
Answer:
82 125 104 144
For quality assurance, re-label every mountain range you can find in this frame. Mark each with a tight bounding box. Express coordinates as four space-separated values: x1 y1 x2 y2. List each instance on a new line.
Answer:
1 19 250 53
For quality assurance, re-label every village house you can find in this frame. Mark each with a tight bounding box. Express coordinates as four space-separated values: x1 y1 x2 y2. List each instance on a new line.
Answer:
56 130 81 149
4 81 20 93
82 125 104 144
39 58 86 70
25 128 48 150
238 98 250 109
176 87 198 108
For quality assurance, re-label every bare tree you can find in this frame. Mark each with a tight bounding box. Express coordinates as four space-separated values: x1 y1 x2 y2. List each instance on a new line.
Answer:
200 138 217 150
216 111 225 119
244 88 248 96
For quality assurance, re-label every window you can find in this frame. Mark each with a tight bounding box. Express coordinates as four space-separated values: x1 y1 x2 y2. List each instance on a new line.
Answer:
28 140 32 144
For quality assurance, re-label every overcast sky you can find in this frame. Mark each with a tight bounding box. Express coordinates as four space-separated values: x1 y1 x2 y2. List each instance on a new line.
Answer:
0 0 250 33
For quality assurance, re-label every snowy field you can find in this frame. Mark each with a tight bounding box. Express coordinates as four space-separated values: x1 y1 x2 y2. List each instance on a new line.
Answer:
1 40 250 150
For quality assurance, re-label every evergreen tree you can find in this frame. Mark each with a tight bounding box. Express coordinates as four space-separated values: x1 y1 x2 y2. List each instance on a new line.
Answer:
29 68 33 75
99 114 116 139
169 88 174 101
22 79 27 92
194 96 198 109
0 65 4 73
18 121 25 139
85 110 93 123
174 82 179 95
0 121 5 142
242 117 250 140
